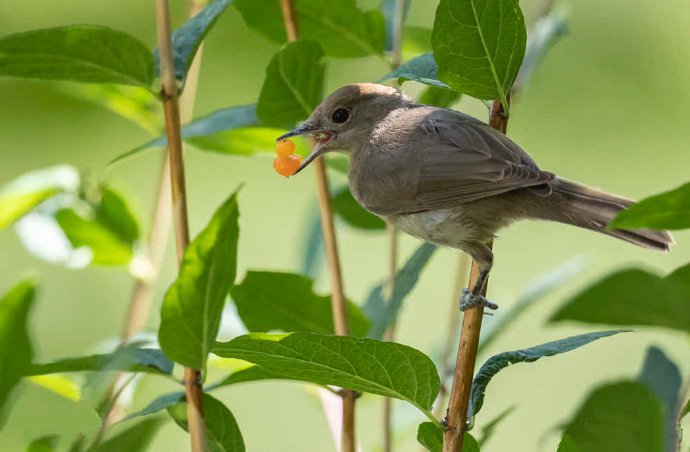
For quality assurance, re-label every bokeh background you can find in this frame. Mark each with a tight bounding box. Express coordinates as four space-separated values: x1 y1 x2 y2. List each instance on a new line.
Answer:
1 0 689 450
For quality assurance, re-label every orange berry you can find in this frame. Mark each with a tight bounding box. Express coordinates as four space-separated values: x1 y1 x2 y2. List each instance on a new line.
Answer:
275 139 296 158
273 154 302 177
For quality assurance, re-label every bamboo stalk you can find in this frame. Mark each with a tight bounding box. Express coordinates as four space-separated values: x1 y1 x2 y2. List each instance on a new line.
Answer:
156 1 206 451
278 1 355 450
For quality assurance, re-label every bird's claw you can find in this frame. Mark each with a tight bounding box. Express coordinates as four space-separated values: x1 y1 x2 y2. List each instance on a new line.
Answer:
459 288 499 311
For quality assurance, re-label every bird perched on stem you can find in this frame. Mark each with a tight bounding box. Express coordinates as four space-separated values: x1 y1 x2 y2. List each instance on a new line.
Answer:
278 83 673 311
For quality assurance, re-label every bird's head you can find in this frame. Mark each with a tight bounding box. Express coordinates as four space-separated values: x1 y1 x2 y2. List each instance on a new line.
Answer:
277 83 410 174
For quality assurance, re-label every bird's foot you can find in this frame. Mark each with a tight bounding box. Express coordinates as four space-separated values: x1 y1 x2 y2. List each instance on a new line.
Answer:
459 289 499 311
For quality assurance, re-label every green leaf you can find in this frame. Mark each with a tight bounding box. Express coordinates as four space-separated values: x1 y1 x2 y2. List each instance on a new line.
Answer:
418 85 461 108
364 243 437 339
0 165 79 230
93 417 164 452
332 186 385 230
257 40 325 128
121 391 185 423
27 435 59 452
55 208 133 266
26 375 80 401
550 264 690 334
478 256 587 355
561 382 664 452
207 360 278 390
638 346 682 449
231 271 371 336
58 84 161 135
0 279 36 425
110 104 260 164
378 53 448 88
477 405 515 447
610 182 690 231
159 192 240 370
187 127 295 156
168 393 245 452
27 347 173 376
432 0 527 108
417 422 442 452
234 0 385 58
95 184 140 245
299 205 324 279
469 330 625 419
0 26 155 88
154 0 232 80
557 434 580 452
213 332 440 418
417 423 479 452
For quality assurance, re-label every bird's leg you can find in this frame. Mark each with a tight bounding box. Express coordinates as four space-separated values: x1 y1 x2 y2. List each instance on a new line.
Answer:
459 245 498 311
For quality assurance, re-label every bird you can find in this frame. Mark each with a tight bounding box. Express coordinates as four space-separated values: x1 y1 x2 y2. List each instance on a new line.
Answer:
277 83 673 311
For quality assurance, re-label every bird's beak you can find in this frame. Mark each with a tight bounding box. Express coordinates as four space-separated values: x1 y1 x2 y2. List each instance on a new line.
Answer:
276 125 333 175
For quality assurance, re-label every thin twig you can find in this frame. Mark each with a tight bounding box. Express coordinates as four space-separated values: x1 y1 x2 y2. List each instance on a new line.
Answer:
382 2 406 449
156 1 206 451
278 1 355 451
99 0 205 434
433 252 470 420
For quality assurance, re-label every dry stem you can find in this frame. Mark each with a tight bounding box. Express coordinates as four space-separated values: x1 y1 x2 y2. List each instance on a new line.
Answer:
278 1 354 450
442 101 512 452
156 0 206 451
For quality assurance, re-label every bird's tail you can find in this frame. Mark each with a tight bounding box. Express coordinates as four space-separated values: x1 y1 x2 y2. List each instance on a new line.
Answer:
544 178 673 252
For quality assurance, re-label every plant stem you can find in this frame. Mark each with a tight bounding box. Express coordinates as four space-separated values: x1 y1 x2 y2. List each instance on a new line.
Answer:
433 252 470 420
443 102 508 451
278 1 354 451
382 2 406 450
156 1 206 451
97 0 206 435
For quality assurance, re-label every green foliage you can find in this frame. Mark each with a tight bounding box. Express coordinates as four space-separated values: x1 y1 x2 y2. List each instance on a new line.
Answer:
610 182 690 230
402 26 432 54
416 422 442 451
0 165 79 231
26 375 80 402
234 0 385 58
168 394 245 452
59 84 161 135
92 417 164 452
432 0 526 108
54 182 141 267
213 332 440 419
231 271 371 336
27 435 59 452
560 382 665 452
0 26 154 89
469 331 625 419
110 104 262 164
364 243 437 339
257 40 325 128
637 346 682 448
550 264 690 333
121 391 185 423
417 423 479 452
154 0 232 81
378 53 448 88
418 85 461 108
27 347 173 376
0 279 36 424
332 186 385 230
159 192 240 370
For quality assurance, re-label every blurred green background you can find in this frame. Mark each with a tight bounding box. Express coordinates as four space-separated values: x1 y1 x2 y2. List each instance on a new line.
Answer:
1 0 689 450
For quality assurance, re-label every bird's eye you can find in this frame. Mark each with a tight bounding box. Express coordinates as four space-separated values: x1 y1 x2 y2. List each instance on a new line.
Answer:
331 107 350 124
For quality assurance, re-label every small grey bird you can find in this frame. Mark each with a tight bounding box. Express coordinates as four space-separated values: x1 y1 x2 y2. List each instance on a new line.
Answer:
278 83 673 310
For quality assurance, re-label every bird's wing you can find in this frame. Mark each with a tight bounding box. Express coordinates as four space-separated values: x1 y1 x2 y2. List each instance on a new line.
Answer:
409 109 554 211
